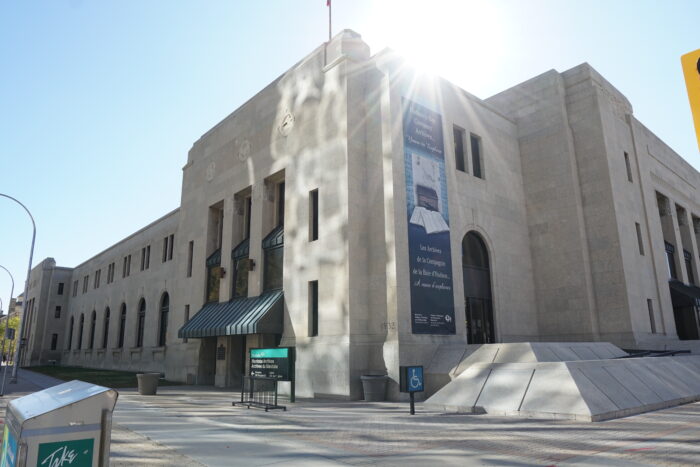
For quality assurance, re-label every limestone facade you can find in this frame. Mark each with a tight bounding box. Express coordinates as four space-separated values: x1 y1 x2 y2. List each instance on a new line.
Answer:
19 30 700 399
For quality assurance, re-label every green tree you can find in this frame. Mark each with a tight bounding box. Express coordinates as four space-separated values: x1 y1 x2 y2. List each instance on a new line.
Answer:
0 315 20 357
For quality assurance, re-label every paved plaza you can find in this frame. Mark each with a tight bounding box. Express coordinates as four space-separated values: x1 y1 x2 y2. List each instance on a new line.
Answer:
1 369 699 466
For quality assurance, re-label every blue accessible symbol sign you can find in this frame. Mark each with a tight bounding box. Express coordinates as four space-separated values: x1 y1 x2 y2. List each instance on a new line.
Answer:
400 365 424 393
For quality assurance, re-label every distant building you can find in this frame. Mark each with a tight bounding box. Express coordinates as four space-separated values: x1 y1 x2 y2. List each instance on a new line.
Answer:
20 30 700 399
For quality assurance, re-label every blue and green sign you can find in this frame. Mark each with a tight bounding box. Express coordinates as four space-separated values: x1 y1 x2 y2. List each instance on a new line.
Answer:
0 426 17 467
402 99 456 334
250 347 293 380
37 438 94 467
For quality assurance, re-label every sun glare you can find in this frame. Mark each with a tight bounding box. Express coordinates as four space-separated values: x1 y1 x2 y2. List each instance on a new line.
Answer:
362 0 507 96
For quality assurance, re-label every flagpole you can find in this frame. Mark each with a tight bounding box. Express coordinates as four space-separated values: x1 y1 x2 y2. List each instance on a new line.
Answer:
328 0 332 41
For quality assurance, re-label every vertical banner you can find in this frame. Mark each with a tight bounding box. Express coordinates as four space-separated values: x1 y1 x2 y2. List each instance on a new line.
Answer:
402 99 456 334
681 49 700 153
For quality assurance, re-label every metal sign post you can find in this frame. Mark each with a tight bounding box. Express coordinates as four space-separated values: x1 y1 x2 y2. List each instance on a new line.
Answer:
399 365 424 415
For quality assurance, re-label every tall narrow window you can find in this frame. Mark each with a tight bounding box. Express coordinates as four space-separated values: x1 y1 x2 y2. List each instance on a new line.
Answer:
51 334 58 351
145 245 150 269
206 250 222 303
55 306 61 318
453 126 466 173
77 314 84 350
88 310 96 350
665 242 677 279
141 247 147 271
57 282 64 295
684 250 695 285
127 255 131 276
118 304 127 348
67 316 74 350
103 307 110 349
244 196 252 239
94 269 101 288
635 223 645 255
82 275 89 293
263 226 284 291
162 236 169 262
232 239 250 299
309 189 319 241
158 293 169 347
72 280 78 297
471 133 484 179
624 152 633 182
309 280 318 337
277 182 285 227
187 241 194 277
647 299 656 333
168 234 174 260
122 257 128 278
183 305 190 343
136 299 146 348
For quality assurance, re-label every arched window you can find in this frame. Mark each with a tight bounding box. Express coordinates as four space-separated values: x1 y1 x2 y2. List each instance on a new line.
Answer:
462 232 494 344
67 316 74 350
102 307 110 349
118 303 127 348
136 298 146 347
77 314 85 350
158 293 169 347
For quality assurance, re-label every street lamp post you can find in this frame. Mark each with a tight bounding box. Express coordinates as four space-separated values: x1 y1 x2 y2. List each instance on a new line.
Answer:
0 264 15 395
0 193 36 383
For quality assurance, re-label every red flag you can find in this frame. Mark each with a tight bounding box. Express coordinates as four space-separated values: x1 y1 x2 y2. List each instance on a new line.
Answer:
327 0 330 6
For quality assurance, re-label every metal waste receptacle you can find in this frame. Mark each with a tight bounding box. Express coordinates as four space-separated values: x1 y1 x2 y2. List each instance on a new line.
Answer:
1 379 118 466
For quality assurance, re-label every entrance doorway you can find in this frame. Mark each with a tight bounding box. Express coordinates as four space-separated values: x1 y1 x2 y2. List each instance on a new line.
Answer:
462 232 494 344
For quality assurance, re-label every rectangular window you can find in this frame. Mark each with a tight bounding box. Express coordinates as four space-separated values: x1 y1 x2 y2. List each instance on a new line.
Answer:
72 280 78 297
108 262 115 283
232 257 250 299
635 223 644 255
309 280 318 337
54 306 61 318
453 126 466 172
162 236 169 262
141 247 146 271
51 334 58 351
122 257 128 278
168 234 174 260
82 275 89 293
647 299 656 333
183 305 190 343
187 241 194 277
665 242 677 279
94 270 101 289
145 245 150 269
624 152 633 182
263 247 284 291
244 196 252 239
309 189 319 241
277 182 285 227
684 250 695 285
206 265 222 303
471 133 483 179
57 282 64 295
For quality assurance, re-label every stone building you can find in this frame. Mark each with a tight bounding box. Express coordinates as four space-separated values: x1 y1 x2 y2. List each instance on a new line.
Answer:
20 30 700 399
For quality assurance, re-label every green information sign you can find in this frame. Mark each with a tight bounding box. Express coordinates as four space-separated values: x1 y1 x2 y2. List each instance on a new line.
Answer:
249 347 293 380
36 438 94 467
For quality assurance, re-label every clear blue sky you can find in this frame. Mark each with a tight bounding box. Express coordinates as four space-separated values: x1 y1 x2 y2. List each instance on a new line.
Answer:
1 0 698 305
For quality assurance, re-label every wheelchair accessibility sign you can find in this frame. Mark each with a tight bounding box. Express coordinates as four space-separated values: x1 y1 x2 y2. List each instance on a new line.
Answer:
400 366 424 393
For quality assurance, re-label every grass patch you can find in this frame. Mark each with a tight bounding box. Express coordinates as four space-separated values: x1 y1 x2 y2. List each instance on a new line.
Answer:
29 366 182 389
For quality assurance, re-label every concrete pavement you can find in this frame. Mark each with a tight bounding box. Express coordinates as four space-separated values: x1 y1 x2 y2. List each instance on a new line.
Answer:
2 369 700 465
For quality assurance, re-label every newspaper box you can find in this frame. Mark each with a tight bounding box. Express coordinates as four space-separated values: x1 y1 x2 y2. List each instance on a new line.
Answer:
1 380 118 466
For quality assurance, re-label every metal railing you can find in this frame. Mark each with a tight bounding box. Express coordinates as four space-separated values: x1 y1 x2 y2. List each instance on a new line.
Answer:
233 376 286 411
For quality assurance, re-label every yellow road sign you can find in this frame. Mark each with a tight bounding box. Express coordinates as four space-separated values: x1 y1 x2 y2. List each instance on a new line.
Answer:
682 49 700 152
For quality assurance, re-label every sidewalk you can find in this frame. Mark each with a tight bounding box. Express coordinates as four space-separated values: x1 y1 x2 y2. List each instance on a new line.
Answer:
2 369 700 465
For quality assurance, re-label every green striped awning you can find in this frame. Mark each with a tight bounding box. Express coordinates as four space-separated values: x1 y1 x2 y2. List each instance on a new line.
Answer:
178 290 283 338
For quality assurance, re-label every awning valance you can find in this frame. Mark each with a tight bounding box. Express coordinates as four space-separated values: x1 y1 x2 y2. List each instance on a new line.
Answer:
178 290 283 338
669 280 700 308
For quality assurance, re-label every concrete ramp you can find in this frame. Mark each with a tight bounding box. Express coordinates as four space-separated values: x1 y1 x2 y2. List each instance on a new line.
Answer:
424 355 700 421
